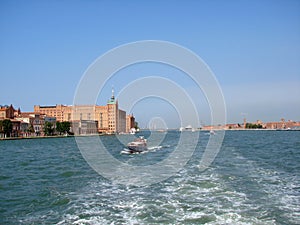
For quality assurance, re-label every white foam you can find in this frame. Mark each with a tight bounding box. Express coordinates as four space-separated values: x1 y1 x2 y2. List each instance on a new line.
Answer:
54 147 299 225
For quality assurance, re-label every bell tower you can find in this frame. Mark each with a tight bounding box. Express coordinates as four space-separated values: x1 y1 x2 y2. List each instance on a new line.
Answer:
107 86 118 133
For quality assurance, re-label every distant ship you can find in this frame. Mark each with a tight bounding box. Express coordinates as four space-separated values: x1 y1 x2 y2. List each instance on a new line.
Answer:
179 125 194 131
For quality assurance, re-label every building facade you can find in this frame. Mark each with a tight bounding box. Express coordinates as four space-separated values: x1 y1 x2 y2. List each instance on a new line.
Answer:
0 105 21 137
34 104 70 122
126 114 135 133
33 90 135 134
15 112 52 136
118 109 126 133
0 104 16 119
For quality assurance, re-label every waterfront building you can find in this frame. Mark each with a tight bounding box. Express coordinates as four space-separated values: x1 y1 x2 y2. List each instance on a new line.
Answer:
30 113 42 135
16 112 45 136
71 120 98 135
263 120 300 130
10 119 21 137
34 104 69 122
14 112 31 136
0 105 21 137
126 114 135 133
0 104 16 119
118 109 126 133
106 89 119 133
33 89 135 134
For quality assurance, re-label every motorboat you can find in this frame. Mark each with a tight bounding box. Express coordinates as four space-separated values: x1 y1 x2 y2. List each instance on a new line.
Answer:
127 136 147 153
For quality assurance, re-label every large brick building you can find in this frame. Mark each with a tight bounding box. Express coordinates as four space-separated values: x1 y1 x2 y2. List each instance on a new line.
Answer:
34 90 135 134
0 104 21 137
0 104 18 119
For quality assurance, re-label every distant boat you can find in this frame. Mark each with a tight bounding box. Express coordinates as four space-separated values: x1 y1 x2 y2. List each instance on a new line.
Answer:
129 128 136 134
210 130 216 135
180 125 194 131
185 125 193 130
126 136 147 153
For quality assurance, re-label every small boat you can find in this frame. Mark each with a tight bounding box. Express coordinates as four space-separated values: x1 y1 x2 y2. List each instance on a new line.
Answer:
210 130 216 135
127 136 147 153
129 128 136 134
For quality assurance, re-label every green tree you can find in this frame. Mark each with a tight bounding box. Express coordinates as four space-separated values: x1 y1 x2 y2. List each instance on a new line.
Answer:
246 123 263 129
134 122 139 130
61 121 71 134
0 120 3 138
56 121 63 135
44 121 54 136
56 121 71 135
2 119 12 138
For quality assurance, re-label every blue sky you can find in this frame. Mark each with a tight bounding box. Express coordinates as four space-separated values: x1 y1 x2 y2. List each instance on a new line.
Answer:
0 0 299 127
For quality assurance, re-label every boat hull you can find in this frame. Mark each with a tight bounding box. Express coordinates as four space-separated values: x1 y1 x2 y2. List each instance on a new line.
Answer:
125 136 147 153
127 145 147 152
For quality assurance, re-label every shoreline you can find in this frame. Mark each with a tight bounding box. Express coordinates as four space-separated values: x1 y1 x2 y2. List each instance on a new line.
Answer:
0 135 74 141
0 132 119 141
1 129 299 141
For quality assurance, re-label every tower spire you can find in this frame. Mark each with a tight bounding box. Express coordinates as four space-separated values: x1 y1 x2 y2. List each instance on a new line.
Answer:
111 86 115 100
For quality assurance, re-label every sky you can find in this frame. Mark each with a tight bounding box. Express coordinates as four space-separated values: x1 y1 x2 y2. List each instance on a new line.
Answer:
0 0 299 128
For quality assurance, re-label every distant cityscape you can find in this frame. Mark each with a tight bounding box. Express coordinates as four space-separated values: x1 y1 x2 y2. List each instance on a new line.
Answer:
0 89 299 139
200 117 300 131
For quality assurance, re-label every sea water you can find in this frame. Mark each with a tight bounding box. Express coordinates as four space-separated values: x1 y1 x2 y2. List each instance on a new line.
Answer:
0 131 299 224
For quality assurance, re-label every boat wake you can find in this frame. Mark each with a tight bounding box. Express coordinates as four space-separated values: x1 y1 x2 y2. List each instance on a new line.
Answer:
120 145 170 155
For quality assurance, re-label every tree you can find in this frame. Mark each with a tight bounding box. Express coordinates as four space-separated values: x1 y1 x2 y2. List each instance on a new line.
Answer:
2 119 12 138
61 121 71 134
134 122 139 130
246 123 263 129
0 120 3 138
56 121 63 135
44 121 54 136
56 121 71 135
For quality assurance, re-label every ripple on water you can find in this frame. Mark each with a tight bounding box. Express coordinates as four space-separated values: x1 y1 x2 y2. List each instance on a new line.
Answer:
0 131 299 224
